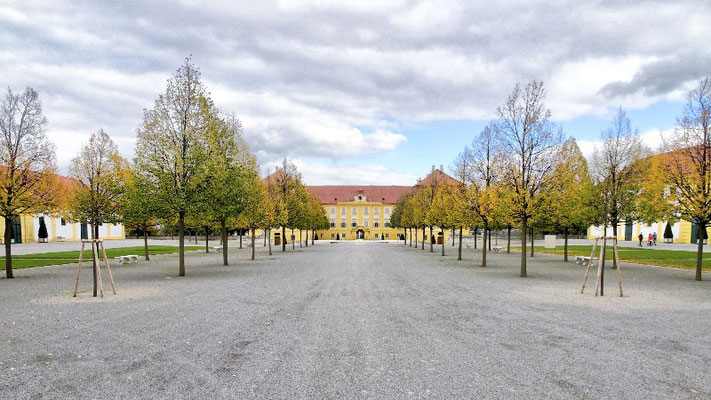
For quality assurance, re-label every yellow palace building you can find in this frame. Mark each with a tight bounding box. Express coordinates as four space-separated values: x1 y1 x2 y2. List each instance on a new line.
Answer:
587 220 709 244
273 168 457 243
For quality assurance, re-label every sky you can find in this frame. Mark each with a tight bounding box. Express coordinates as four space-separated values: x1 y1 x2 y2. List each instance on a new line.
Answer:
1 1 708 186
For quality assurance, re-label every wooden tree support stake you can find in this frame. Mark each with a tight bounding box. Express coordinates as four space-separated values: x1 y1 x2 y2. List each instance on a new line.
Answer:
72 239 117 298
580 236 623 297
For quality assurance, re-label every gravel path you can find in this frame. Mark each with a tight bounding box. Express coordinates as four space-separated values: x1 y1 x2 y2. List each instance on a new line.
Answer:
1 242 710 399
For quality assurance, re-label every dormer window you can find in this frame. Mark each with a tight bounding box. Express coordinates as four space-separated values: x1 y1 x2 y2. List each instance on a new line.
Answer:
357 195 365 202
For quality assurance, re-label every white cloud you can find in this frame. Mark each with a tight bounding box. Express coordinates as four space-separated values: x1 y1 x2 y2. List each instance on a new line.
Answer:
1 0 709 174
289 160 419 185
577 128 674 160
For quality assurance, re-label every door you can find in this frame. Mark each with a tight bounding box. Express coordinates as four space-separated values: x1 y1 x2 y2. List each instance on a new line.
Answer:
624 222 633 241
80 223 88 240
11 218 22 244
691 223 699 244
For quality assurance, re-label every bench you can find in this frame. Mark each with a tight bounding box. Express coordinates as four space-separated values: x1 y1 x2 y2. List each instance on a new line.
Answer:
56 236 65 242
492 247 503 253
575 256 592 265
212 245 223 252
115 255 139 264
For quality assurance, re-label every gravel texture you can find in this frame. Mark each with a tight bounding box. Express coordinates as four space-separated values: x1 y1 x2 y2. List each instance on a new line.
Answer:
1 241 710 399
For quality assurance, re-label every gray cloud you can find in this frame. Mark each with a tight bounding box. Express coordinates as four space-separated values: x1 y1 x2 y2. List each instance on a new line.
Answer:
0 0 708 177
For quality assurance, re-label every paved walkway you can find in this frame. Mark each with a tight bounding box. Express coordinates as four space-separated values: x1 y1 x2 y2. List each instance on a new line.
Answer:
1 242 710 398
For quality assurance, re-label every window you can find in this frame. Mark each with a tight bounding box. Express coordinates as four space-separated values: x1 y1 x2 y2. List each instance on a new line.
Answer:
330 221 335 228
352 222 357 227
364 220 369 227
331 233 335 238
385 222 391 228
340 222 346 228
341 207 346 215
60 218 66 226
385 233 390 239
374 222 380 228
330 207 335 215
385 207 390 215
374 207 379 215
375 233 379 239
364 207 369 214
352 207 357 215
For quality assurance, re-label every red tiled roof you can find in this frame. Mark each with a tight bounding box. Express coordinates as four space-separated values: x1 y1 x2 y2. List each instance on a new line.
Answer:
307 185 412 204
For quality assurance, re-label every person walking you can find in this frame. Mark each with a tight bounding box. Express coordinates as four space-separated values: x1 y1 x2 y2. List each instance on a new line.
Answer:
652 231 657 246
638 232 643 247
647 232 653 247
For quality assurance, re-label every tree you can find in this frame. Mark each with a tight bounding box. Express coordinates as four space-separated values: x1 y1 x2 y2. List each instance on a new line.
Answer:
496 80 563 277
539 139 596 261
0 87 60 278
266 159 303 252
69 130 127 240
591 107 648 269
121 170 160 261
239 171 267 261
663 222 674 243
202 109 255 266
134 58 210 277
466 125 501 267
659 78 711 280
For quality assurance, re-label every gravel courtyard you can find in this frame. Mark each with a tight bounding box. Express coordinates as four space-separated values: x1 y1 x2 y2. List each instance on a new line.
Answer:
1 241 710 399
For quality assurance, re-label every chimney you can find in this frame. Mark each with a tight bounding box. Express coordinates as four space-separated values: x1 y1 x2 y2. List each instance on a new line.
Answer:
431 165 435 172
439 164 443 172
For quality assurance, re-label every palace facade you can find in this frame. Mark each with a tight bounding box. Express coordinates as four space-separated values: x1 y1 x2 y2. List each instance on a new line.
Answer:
273 167 458 243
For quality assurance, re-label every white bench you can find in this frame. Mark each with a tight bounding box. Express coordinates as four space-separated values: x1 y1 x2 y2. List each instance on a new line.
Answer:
56 236 65 242
115 255 139 264
492 247 503 253
213 245 223 252
575 256 592 265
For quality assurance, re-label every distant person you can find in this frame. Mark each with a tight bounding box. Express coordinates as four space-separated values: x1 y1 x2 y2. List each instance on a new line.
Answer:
652 232 657 246
638 233 643 247
648 232 653 247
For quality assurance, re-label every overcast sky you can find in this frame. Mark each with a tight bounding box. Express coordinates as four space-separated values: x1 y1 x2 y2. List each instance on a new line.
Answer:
2 1 709 185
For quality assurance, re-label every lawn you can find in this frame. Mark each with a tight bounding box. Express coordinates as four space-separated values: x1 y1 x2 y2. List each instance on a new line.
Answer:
0 245 203 270
516 245 711 270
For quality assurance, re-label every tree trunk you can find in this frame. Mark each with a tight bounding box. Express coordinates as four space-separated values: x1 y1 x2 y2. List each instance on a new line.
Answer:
520 217 527 277
421 226 425 250
143 225 150 261
299 229 302 248
530 227 534 257
282 226 286 252
239 232 243 249
91 223 98 296
564 230 569 262
429 226 433 253
305 229 308 247
481 220 488 268
264 229 267 246
292 230 295 250
251 228 256 260
452 227 455 246
221 219 228 266
696 223 705 281
4 216 13 279
268 229 272 255
507 225 511 253
205 226 209 253
414 227 417 248
474 227 478 249
312 229 315 245
611 223 618 269
457 226 463 261
441 229 445 256
179 213 185 277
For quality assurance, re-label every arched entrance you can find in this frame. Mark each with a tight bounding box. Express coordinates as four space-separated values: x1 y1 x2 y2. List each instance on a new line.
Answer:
356 229 365 239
